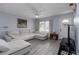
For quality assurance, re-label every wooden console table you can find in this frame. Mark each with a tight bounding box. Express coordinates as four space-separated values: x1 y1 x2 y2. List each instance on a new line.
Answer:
50 32 58 40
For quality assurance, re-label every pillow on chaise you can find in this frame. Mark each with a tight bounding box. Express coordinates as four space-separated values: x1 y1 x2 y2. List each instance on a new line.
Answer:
0 39 9 52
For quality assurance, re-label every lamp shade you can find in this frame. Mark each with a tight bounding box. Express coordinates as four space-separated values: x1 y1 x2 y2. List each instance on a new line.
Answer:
62 19 72 25
62 19 70 25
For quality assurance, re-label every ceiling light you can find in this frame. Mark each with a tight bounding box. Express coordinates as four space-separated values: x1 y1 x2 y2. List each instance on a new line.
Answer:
35 15 38 18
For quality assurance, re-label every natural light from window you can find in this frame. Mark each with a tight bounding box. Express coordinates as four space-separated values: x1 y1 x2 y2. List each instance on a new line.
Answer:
39 21 49 33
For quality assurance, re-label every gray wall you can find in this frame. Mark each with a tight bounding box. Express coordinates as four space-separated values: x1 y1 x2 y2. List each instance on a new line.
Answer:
0 12 35 38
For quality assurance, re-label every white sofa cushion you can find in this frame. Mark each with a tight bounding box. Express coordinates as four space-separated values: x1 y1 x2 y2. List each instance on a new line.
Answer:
35 31 47 37
8 31 19 37
6 30 35 40
7 31 19 39
0 39 9 52
12 33 35 40
19 29 30 35
35 31 47 35
34 31 48 40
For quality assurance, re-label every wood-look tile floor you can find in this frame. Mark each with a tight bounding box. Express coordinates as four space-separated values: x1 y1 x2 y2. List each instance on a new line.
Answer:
26 39 61 55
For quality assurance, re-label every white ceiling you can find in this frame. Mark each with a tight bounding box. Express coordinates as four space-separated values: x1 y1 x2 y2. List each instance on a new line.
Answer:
0 3 73 18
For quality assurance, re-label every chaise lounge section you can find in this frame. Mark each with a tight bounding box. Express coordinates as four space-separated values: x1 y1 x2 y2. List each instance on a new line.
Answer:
0 39 31 55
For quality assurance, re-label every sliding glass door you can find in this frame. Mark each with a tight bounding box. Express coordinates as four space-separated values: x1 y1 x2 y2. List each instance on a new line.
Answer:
39 21 49 33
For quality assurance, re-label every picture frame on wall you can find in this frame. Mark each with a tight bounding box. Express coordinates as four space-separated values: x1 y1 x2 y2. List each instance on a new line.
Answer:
17 18 27 28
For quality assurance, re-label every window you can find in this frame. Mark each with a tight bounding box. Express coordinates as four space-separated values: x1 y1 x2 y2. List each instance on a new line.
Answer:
39 21 49 32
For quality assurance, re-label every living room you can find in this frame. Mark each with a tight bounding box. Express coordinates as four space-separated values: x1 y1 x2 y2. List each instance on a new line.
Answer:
0 3 76 55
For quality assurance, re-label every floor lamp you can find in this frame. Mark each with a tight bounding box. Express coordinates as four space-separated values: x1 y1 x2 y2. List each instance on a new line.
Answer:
62 19 71 54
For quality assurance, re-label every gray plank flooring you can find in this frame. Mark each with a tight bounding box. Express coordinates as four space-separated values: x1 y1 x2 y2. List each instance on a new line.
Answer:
26 39 61 55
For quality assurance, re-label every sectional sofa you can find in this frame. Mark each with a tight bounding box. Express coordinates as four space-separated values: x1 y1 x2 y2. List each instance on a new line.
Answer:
0 29 48 55
4 29 48 41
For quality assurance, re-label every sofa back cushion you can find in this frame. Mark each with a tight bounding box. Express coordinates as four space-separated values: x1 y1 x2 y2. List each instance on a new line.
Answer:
7 29 30 37
8 31 19 35
19 29 30 35
35 31 47 35
6 30 19 39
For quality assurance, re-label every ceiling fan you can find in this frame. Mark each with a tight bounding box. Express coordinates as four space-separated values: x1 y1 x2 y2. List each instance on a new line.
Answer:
32 8 41 18
27 4 42 18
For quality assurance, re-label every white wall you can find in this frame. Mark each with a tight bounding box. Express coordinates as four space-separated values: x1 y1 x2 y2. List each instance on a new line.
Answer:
0 12 35 38
36 13 74 39
74 4 79 54
52 13 74 39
